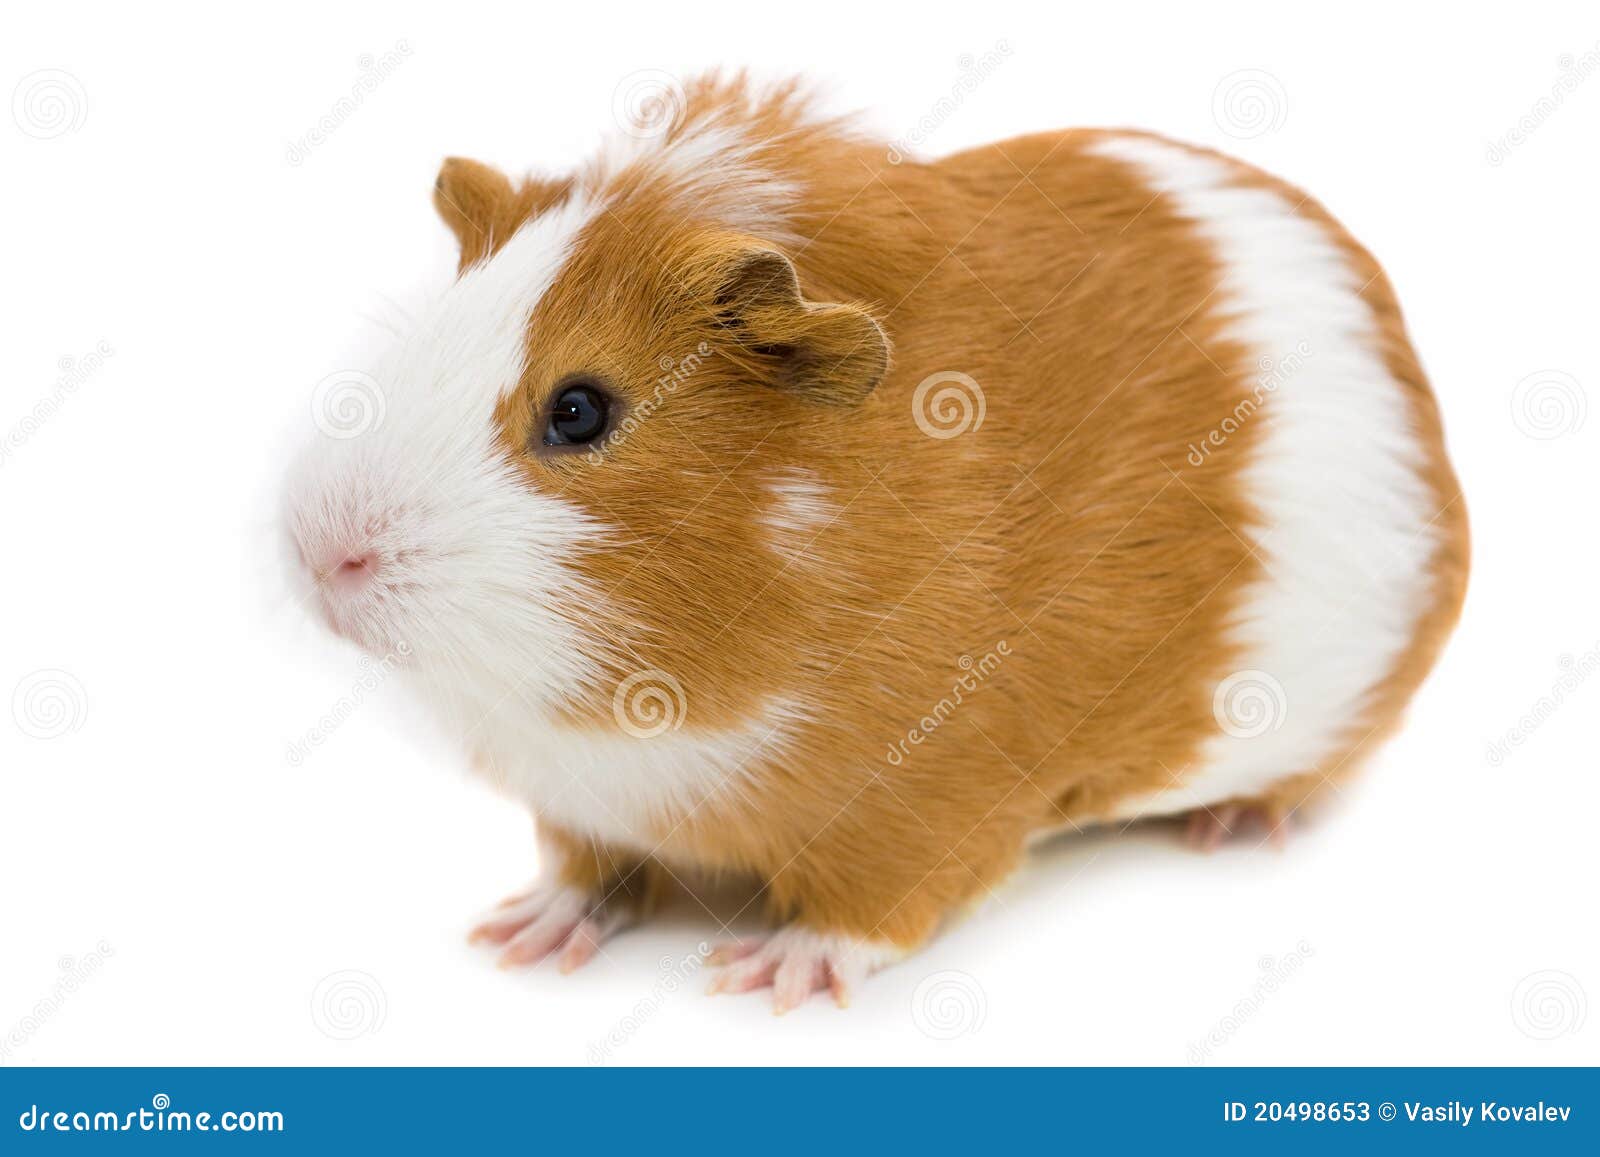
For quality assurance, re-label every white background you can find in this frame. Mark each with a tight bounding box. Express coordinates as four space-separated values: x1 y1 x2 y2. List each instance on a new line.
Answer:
3 0 1596 1066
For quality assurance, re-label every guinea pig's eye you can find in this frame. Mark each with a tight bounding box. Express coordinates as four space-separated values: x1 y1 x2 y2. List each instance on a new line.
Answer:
542 380 611 448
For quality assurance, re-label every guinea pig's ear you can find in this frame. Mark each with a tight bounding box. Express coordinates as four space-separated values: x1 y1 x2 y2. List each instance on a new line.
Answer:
433 157 515 266
708 246 890 406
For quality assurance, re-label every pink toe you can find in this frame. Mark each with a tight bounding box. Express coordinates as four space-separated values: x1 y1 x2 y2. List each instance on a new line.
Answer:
471 917 531 946
709 957 778 996
772 955 822 1015
1202 805 1241 852
557 922 605 974
498 913 578 967
707 940 762 967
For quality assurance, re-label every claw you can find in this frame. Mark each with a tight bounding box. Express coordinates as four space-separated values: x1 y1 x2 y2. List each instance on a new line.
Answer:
557 917 611 974
469 884 628 973
705 940 761 967
705 926 901 1012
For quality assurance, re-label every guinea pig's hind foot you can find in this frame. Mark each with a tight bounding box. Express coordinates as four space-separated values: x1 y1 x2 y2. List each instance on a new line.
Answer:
1181 802 1291 853
467 883 637 973
705 926 905 1014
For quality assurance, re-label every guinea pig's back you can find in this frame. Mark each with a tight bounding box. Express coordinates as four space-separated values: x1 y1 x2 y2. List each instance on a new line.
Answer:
919 130 1468 823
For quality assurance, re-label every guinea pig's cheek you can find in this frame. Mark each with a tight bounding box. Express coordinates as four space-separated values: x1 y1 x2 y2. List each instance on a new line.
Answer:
387 471 618 708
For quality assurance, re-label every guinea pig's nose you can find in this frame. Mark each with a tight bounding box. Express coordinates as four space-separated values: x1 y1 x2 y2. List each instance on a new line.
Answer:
306 541 379 594
327 551 379 592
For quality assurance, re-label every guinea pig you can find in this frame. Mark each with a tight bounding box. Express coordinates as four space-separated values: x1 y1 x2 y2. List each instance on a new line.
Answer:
284 73 1468 1012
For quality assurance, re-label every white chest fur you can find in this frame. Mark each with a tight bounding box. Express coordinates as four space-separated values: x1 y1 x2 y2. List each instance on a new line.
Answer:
467 700 799 851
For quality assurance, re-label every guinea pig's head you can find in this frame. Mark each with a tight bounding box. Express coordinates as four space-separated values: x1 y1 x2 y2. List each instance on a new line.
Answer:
284 154 890 732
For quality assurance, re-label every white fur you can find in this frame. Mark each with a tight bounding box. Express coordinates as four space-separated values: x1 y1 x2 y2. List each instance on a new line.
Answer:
589 108 803 242
286 194 606 711
286 193 603 694
477 698 807 851
286 190 803 852
761 468 835 564
1089 136 1442 821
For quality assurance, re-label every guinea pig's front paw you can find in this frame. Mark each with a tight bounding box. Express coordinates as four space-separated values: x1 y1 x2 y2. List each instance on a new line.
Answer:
468 883 637 973
706 925 905 1014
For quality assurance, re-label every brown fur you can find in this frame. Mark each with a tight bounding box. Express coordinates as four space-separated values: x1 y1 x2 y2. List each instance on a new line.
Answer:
439 77 1467 950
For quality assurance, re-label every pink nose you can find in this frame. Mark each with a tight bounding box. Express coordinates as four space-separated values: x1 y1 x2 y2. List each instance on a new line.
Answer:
321 550 379 593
